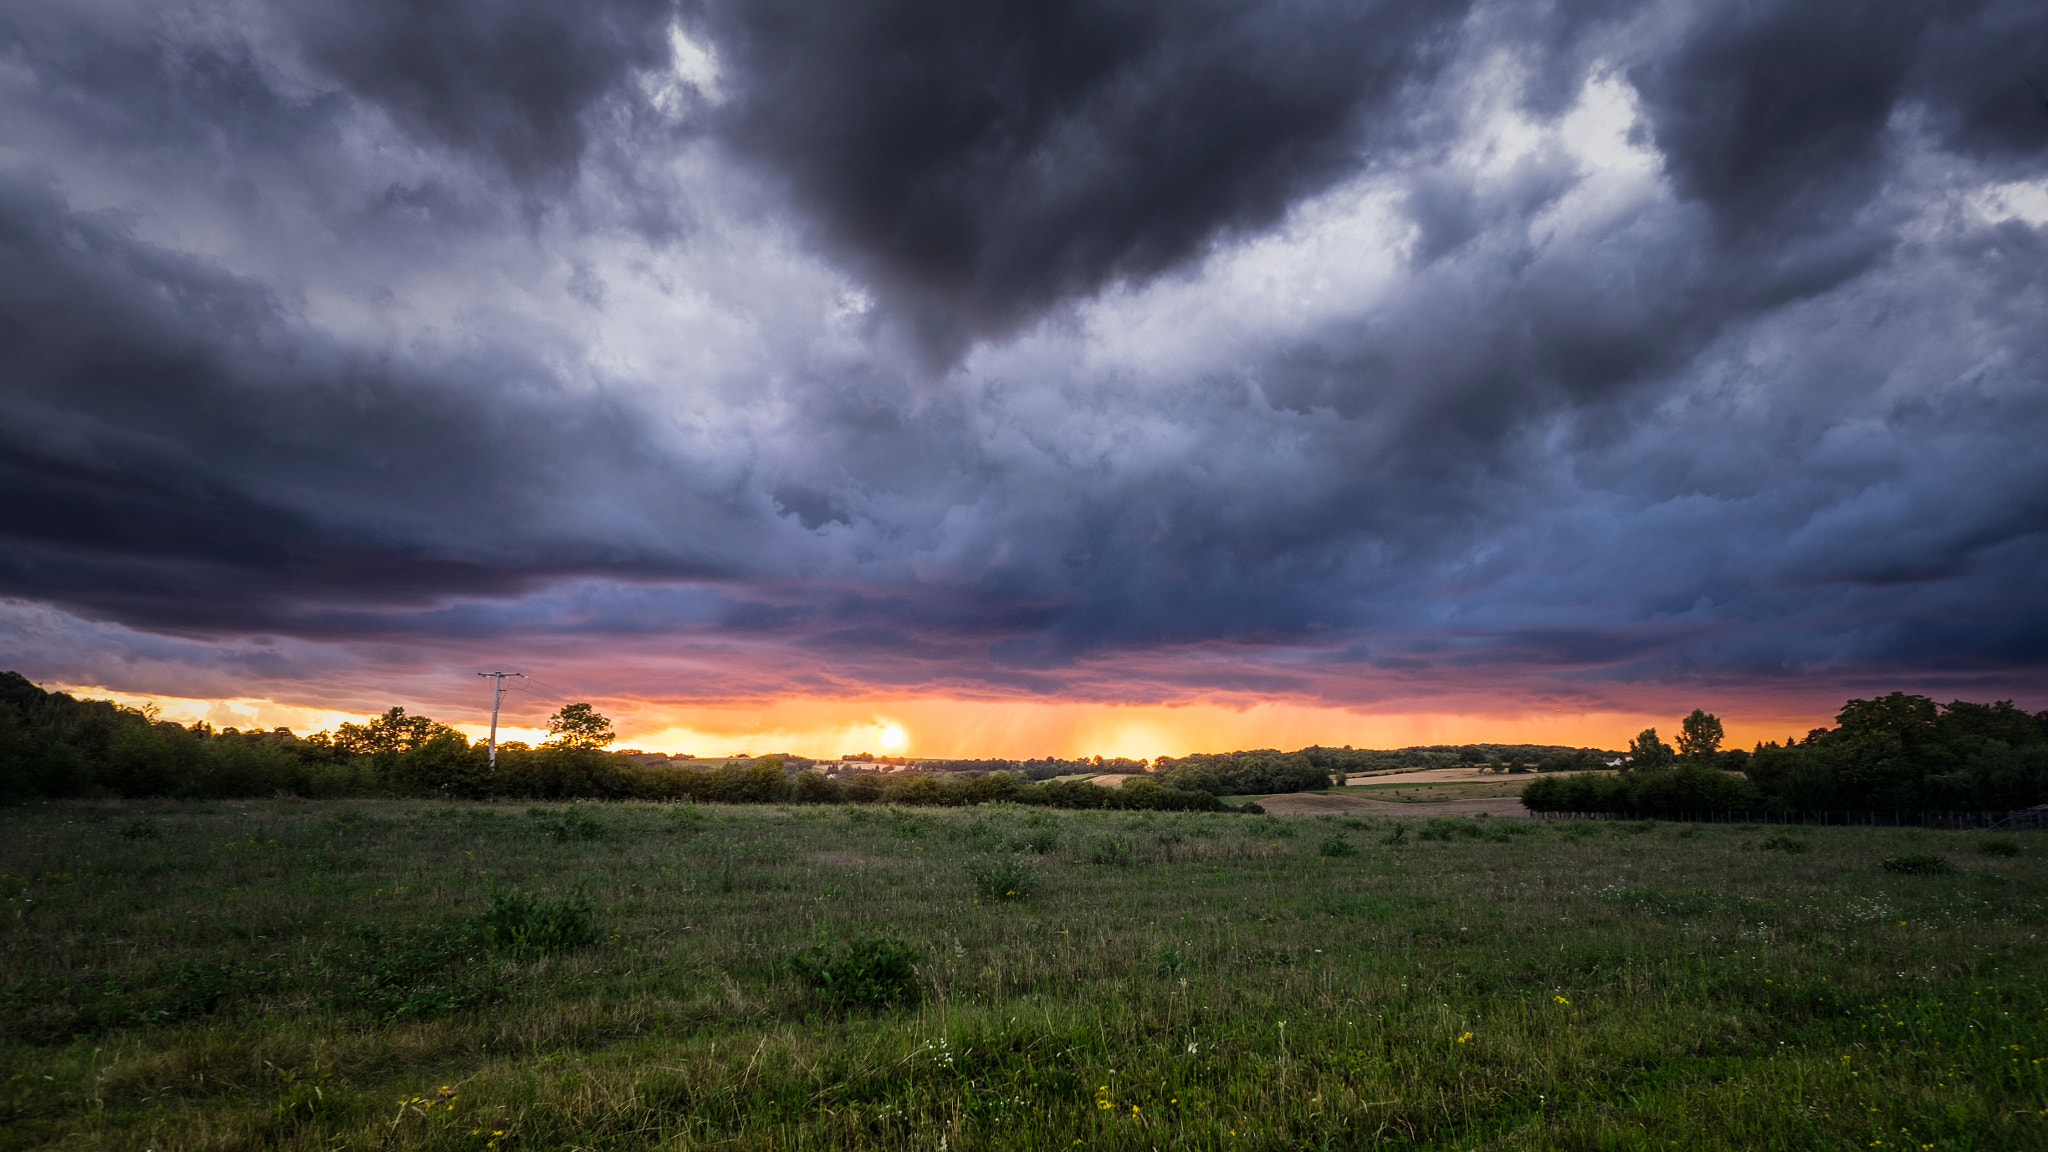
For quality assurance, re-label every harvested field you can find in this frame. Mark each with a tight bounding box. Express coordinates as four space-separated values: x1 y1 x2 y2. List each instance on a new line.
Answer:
1251 791 1534 817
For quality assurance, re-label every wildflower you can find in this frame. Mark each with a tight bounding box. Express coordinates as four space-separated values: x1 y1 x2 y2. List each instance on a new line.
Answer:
1554 995 1570 1005
1456 1032 1472 1044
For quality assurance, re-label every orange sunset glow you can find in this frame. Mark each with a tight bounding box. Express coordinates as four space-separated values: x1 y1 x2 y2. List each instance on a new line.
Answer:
53 681 1830 761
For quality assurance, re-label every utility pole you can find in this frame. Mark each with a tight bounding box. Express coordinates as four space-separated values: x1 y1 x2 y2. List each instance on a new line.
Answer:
476 671 523 769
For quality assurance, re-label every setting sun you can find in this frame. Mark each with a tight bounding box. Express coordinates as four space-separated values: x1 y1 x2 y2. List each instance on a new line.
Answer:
877 725 906 749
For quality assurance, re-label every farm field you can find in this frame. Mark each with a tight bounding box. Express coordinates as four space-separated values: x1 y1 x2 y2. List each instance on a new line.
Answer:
2 800 2044 1151
1336 780 1534 803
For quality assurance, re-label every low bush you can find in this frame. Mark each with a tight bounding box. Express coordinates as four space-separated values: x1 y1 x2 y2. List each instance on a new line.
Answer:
1880 854 1954 875
118 817 160 840
1317 836 1357 858
1760 835 1810 854
1088 836 1136 867
1417 818 1483 842
481 887 602 954
1011 827 1059 854
1977 838 2021 858
790 934 921 1010
527 802 606 842
965 854 1036 901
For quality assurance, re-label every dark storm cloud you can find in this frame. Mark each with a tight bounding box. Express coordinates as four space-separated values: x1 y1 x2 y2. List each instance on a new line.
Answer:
2 0 2047 710
0 170 754 634
695 0 1476 357
292 0 680 187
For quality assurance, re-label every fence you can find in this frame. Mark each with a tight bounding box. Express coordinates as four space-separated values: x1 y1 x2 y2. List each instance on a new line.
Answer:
1526 807 2048 830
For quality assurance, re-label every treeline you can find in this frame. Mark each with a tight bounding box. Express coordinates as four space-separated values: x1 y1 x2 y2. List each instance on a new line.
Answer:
1297 744 1617 775
1522 694 2048 814
0 673 1221 811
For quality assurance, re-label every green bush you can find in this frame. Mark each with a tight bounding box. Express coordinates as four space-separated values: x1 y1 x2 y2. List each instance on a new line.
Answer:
1380 823 1408 846
119 817 160 841
481 887 602 954
1417 818 1483 842
1317 835 1357 858
1880 854 1954 875
965 854 1036 901
1760 834 1810 854
527 802 606 842
1977 838 2021 858
790 934 921 1010
1011 827 1059 854
1088 836 1136 867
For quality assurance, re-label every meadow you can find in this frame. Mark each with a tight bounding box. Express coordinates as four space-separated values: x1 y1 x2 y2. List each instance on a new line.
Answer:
1 800 2043 1151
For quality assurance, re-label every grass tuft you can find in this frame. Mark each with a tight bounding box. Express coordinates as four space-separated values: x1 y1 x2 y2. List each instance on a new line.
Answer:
1880 852 1955 875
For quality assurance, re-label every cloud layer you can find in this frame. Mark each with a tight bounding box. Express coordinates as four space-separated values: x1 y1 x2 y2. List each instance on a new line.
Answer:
2 0 2045 745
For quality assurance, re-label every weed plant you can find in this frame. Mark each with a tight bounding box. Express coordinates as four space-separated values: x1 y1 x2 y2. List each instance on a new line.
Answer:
1761 834 1811 853
1882 853 1956 875
964 854 1036 902
0 801 2043 1150
479 886 602 954
790 933 921 1011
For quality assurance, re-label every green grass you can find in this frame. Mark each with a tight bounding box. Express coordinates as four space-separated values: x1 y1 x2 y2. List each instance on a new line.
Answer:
2 801 2045 1150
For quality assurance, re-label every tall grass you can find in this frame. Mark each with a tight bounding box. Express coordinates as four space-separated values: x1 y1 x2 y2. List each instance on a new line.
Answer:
1 800 2043 1149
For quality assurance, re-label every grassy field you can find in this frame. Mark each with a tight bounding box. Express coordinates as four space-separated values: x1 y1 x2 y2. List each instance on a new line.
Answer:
2 801 2043 1151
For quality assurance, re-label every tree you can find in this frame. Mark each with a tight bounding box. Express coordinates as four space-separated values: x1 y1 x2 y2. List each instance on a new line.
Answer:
1677 709 1724 760
1627 728 1675 769
546 703 615 750
331 707 454 757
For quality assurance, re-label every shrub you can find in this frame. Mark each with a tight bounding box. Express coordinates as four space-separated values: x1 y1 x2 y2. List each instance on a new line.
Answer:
1011 827 1059 854
1380 823 1409 846
1880 854 1954 876
119 817 161 841
527 802 606 842
1317 836 1357 858
481 887 601 954
1977 838 2021 858
1417 818 1483 842
1237 801 1265 815
790 934 921 1010
1760 835 1810 854
1088 836 1136 867
965 854 1036 901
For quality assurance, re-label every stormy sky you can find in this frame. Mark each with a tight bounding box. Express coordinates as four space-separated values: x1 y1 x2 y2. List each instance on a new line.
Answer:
3 0 2046 752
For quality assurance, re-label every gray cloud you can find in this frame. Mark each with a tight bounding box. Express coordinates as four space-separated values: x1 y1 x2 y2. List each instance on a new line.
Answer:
697 0 1478 360
1 0 2046 712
